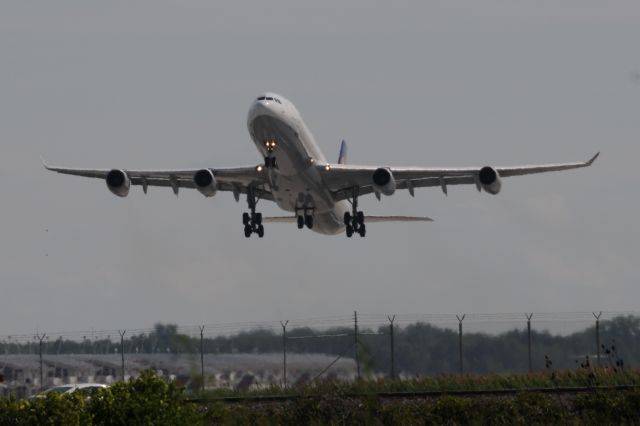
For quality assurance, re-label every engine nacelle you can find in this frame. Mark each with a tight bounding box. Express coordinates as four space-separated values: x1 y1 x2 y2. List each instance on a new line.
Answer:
478 166 502 195
106 169 130 197
193 169 217 197
372 167 396 196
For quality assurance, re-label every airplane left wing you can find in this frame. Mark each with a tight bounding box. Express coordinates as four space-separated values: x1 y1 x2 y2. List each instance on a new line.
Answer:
319 153 599 201
43 161 272 200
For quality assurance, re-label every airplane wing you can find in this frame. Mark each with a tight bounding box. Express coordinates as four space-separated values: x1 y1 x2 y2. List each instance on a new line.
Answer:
43 161 272 200
319 153 599 201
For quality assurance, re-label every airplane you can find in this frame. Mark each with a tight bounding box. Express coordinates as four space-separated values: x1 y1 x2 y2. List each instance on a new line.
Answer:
44 92 599 238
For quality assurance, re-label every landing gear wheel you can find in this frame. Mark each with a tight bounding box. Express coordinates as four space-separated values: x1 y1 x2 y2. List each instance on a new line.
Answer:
297 216 304 229
305 215 314 229
264 156 276 168
243 187 265 238
358 224 366 237
344 212 352 226
356 211 365 225
346 224 354 238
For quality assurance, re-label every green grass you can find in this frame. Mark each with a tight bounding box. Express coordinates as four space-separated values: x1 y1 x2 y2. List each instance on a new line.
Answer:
194 367 640 399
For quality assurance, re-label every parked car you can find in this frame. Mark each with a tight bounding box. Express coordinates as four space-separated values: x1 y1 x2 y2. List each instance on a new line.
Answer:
32 383 107 399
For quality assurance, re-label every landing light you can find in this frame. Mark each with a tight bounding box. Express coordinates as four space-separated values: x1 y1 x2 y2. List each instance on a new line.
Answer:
256 165 263 172
325 165 331 171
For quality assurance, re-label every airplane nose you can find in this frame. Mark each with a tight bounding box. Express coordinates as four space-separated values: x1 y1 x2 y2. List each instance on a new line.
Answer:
248 99 275 122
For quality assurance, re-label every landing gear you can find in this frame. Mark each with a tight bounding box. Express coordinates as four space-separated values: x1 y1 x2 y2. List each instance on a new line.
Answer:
264 140 278 169
264 156 276 168
243 188 264 238
345 187 366 238
296 208 314 230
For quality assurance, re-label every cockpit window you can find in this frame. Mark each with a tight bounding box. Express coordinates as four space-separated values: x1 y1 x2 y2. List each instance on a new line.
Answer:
257 96 282 104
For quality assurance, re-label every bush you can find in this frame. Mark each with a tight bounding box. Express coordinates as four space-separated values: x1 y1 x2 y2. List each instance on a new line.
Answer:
0 392 90 426
88 371 201 426
0 371 201 426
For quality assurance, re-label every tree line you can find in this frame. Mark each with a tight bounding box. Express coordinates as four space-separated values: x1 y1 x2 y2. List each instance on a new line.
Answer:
3 316 639 375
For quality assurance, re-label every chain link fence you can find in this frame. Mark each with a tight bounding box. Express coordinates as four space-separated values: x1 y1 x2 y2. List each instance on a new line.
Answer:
1 311 637 398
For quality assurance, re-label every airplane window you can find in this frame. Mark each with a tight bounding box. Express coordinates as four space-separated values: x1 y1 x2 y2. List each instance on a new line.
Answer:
257 97 266 100
275 99 281 104
266 97 274 101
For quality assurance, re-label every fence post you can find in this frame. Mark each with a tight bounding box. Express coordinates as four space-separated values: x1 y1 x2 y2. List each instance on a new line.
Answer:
118 330 126 381
281 321 289 387
199 326 205 392
526 313 533 373
593 312 602 366
354 311 361 379
388 315 396 380
456 315 465 374
36 333 46 391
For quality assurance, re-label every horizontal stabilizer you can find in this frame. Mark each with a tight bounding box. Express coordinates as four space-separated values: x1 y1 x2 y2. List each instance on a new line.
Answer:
365 215 433 222
263 215 433 223
262 216 297 223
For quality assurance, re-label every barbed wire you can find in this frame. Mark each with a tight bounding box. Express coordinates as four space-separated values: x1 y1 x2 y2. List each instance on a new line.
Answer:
0 311 638 343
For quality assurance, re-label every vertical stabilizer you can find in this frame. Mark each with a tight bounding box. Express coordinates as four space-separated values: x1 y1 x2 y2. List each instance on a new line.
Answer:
338 140 348 164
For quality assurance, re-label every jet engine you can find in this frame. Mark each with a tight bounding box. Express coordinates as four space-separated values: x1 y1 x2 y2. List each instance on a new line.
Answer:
193 169 217 197
106 169 130 197
372 167 396 196
478 166 502 195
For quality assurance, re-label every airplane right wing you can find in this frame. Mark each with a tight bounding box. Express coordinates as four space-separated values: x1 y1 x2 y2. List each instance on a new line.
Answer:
43 161 273 200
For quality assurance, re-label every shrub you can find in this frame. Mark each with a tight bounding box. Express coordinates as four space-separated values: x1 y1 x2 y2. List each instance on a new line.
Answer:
88 371 201 426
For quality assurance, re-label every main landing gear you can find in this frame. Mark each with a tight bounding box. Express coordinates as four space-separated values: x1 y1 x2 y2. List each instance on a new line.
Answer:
296 209 314 230
345 187 366 238
243 188 264 238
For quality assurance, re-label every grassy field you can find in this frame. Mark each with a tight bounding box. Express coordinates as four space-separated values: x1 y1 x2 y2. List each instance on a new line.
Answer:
196 367 640 399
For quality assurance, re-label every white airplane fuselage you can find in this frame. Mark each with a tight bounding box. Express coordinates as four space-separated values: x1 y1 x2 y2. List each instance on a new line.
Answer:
247 93 349 235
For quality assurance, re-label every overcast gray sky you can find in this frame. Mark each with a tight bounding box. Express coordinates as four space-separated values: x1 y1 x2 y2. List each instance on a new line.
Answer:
1 1 639 336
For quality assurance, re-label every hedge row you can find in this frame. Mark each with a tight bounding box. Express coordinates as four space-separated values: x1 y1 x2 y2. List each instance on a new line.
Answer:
3 372 640 425
202 390 640 425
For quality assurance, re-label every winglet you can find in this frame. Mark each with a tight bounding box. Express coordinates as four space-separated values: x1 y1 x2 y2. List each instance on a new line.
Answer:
41 156 52 170
586 152 600 166
338 140 347 165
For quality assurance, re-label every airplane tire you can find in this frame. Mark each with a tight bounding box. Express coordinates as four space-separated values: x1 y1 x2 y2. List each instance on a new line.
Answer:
257 225 264 238
346 224 354 238
255 212 262 225
359 224 366 237
356 211 365 225
305 215 314 229
244 225 252 238
344 212 351 226
242 212 250 225
297 216 304 229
